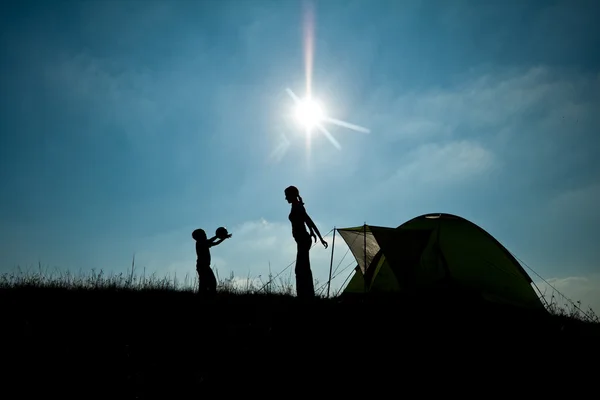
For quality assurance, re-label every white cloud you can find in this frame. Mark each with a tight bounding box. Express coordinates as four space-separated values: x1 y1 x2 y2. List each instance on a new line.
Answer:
129 218 351 296
139 216 599 314
215 219 350 293
127 226 198 281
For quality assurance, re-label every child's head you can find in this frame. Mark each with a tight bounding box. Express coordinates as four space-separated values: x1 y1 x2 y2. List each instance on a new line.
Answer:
192 228 207 241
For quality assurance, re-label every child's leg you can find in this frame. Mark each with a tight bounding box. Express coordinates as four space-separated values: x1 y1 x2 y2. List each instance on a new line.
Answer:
197 264 208 293
206 267 217 293
197 265 216 295
197 270 203 293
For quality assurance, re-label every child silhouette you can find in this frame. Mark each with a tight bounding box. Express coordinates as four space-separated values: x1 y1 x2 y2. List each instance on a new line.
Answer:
192 228 232 296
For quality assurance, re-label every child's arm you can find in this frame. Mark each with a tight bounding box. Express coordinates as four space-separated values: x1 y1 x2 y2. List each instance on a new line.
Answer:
207 234 232 247
207 236 221 248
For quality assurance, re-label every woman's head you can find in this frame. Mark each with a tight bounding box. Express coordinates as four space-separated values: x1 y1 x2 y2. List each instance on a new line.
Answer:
284 185 303 204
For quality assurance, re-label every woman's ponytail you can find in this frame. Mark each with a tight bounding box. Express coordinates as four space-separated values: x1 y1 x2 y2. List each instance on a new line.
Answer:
285 185 304 205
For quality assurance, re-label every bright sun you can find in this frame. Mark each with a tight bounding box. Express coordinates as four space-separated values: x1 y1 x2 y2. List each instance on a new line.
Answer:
284 87 370 153
295 98 324 129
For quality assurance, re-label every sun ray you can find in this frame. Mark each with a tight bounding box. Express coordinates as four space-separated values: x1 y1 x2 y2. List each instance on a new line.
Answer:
323 116 371 133
286 88 302 104
315 123 341 150
305 126 312 166
303 1 314 100
268 133 290 164
283 2 371 157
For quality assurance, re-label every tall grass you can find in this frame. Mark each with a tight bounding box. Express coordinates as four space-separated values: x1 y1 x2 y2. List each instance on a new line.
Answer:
0 261 336 297
0 263 303 295
1 263 598 323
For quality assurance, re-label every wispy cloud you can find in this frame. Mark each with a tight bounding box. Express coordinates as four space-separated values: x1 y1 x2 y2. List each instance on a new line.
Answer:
361 66 599 148
519 182 600 275
546 183 600 220
535 274 600 317
383 140 496 187
40 52 163 134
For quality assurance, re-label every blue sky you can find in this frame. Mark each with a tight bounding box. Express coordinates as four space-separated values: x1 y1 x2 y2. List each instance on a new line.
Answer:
1 0 599 313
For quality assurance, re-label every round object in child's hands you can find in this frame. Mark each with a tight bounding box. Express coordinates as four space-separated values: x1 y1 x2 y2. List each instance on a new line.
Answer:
216 226 229 239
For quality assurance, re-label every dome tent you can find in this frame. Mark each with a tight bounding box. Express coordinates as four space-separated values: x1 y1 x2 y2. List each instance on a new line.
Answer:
336 213 545 310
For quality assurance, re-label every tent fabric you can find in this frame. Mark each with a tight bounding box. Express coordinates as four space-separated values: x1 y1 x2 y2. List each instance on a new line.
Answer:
337 213 545 310
336 225 396 274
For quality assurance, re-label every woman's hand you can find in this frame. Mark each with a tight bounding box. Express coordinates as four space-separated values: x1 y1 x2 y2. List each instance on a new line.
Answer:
320 238 328 249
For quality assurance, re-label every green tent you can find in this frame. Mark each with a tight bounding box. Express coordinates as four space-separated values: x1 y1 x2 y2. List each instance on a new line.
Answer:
336 213 545 310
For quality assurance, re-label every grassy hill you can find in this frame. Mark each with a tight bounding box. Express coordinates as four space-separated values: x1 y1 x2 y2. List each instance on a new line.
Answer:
2 267 599 398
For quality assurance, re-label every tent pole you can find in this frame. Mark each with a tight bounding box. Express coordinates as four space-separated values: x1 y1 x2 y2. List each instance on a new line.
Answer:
327 226 336 298
363 222 367 294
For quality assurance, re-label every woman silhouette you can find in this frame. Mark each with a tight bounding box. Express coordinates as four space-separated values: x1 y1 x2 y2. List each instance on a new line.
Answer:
284 185 328 298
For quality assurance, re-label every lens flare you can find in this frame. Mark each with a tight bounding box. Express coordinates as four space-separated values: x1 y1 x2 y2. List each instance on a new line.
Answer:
295 98 324 129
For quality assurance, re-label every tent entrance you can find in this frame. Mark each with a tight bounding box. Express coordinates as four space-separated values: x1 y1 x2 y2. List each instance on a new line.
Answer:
335 224 434 292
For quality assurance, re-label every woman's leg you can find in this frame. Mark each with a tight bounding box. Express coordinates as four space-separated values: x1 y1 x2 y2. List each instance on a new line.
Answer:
295 235 314 298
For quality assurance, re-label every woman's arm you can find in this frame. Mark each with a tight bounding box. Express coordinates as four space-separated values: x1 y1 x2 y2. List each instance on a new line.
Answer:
304 211 328 248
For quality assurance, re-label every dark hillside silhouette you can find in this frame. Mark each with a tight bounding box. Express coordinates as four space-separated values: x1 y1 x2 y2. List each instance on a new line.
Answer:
2 272 599 397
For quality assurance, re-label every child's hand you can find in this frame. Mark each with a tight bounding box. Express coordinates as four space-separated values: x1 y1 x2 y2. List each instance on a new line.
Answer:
226 233 232 239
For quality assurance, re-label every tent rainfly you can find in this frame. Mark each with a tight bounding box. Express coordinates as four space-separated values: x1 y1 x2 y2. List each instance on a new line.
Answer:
336 213 545 310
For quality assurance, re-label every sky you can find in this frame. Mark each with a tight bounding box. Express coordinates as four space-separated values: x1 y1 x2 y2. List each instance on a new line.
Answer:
1 0 599 315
